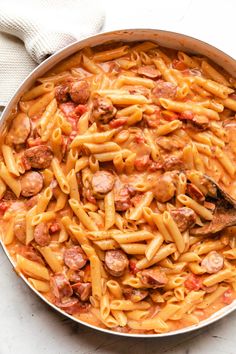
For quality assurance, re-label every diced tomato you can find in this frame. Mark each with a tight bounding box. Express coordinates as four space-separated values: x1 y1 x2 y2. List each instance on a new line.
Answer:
172 59 187 71
109 117 127 128
161 110 179 121
74 104 87 116
222 289 234 305
184 274 202 291
129 259 139 275
179 110 195 120
27 137 43 147
0 200 9 215
148 160 163 172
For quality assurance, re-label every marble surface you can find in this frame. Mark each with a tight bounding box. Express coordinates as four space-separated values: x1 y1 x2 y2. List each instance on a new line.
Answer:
1 0 236 353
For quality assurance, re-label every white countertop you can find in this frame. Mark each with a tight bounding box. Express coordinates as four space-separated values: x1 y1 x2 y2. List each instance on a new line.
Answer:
1 1 236 353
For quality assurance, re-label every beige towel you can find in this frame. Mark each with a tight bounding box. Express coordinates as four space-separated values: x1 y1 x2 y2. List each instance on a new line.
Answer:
0 0 105 106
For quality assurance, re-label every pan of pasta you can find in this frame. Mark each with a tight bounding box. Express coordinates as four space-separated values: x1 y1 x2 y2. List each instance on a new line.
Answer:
1 29 236 337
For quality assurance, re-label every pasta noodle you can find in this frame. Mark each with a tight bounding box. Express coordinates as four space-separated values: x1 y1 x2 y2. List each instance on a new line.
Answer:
2 40 236 335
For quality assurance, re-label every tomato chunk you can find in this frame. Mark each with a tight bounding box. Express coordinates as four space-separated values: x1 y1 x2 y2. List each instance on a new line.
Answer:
184 274 202 291
172 59 187 71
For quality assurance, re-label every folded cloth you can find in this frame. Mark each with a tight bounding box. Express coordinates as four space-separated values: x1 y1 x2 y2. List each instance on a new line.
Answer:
0 0 105 106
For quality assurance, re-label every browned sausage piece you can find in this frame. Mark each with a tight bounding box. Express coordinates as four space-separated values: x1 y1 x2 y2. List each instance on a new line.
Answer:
163 155 184 171
170 207 197 232
137 65 161 79
64 246 87 270
70 80 90 104
105 250 129 277
91 171 115 196
72 282 92 301
152 80 177 100
138 268 168 289
55 85 70 103
153 172 176 203
34 222 51 246
55 297 90 314
93 96 117 123
14 213 26 244
20 171 43 197
50 273 73 299
123 287 148 303
201 251 224 274
114 183 133 211
7 113 31 145
186 183 205 202
24 145 53 169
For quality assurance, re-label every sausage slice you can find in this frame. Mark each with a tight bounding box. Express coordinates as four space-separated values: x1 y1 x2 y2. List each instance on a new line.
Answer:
138 268 168 289
201 251 224 274
163 155 184 171
14 213 26 244
123 287 148 303
70 80 90 104
64 246 87 270
72 282 92 301
137 65 161 79
24 145 53 169
170 207 197 232
7 113 31 145
91 171 115 196
153 172 176 202
50 273 73 300
104 250 129 277
20 171 43 197
34 222 51 246
152 80 177 100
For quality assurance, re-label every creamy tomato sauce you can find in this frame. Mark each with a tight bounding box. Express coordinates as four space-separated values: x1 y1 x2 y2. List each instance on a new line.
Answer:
1 41 236 334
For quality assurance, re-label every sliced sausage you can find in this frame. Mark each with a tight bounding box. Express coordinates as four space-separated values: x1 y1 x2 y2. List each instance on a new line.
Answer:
170 207 197 232
64 246 87 270
34 222 51 246
20 171 43 197
91 171 115 196
137 65 161 79
67 270 84 283
50 273 73 300
114 182 133 212
55 84 70 103
138 268 168 289
70 80 90 104
123 287 148 303
72 282 92 301
152 80 177 100
163 155 184 171
7 113 31 145
23 145 53 169
134 155 150 172
153 172 176 202
14 213 26 244
104 250 129 277
18 245 44 265
55 297 90 314
93 96 117 124
186 183 205 202
201 251 224 274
